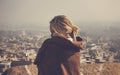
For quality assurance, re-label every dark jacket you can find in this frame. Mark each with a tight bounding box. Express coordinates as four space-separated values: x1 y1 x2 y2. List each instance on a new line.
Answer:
34 36 82 75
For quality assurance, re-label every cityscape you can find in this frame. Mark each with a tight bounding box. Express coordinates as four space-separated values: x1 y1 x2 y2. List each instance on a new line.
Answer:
0 30 49 75
0 24 120 75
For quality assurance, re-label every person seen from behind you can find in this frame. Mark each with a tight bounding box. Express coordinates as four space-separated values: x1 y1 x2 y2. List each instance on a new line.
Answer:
34 15 83 75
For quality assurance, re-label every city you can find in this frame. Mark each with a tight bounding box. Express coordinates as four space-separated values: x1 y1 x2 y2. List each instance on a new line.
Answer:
0 25 120 75
0 30 49 74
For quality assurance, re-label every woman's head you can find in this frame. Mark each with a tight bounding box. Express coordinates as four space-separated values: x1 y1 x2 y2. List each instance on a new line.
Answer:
50 15 79 40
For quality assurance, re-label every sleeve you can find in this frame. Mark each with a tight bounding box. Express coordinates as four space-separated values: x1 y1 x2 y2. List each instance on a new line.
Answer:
76 36 83 41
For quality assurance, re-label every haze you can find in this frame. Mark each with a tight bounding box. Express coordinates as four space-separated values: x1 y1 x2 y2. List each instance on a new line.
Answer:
0 0 120 30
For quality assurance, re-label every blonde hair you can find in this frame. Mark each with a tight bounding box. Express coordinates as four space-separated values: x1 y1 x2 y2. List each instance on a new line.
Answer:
50 15 79 40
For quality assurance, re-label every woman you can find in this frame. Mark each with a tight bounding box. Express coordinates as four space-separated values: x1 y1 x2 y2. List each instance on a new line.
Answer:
34 15 83 75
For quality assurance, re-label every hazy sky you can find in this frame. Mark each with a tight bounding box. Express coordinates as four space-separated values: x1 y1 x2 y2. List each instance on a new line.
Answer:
0 0 120 25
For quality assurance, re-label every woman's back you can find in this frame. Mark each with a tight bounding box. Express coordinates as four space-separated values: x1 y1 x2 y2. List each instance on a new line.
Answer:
34 36 81 75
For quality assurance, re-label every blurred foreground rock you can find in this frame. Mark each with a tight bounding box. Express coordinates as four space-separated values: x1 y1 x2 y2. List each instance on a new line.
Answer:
80 62 120 75
2 64 38 75
2 62 120 75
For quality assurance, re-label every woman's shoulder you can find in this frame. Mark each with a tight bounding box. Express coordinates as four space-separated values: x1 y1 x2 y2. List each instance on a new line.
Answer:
42 37 57 45
42 36 70 46
42 38 52 44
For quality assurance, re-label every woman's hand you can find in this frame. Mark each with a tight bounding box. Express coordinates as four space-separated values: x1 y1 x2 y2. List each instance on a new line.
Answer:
72 41 83 49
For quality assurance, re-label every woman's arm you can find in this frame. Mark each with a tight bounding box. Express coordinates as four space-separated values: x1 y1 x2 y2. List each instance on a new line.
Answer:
52 33 83 49
72 41 83 49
